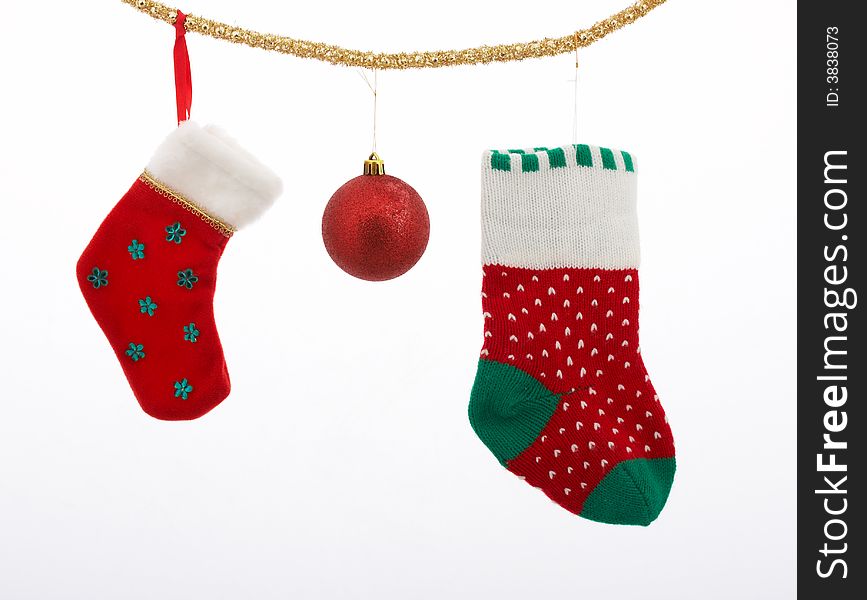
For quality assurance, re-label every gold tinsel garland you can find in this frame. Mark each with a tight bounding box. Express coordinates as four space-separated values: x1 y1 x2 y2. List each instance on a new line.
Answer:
121 0 668 70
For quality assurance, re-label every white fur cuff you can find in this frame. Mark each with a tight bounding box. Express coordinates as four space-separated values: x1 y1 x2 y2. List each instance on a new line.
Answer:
146 122 282 230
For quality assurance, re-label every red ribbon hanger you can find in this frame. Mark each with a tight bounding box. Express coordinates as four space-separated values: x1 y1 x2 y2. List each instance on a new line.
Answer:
173 10 192 124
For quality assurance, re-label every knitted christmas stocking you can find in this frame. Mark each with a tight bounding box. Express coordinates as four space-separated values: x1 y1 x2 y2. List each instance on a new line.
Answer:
77 122 282 420
469 145 676 525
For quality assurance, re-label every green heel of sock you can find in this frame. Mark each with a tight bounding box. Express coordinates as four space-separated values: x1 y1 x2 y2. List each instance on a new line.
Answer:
468 359 560 466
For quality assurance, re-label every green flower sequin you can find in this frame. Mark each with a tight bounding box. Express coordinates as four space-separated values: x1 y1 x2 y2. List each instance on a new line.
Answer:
125 343 145 362
138 296 158 316
165 222 187 244
183 323 200 343
177 268 199 290
127 239 145 260
174 378 193 400
86 267 108 289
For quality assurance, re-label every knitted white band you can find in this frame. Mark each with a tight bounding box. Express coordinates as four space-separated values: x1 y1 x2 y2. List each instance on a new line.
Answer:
481 144 639 270
146 122 283 230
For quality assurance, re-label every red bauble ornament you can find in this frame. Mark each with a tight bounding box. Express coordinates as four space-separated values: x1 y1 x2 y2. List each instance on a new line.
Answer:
322 153 430 281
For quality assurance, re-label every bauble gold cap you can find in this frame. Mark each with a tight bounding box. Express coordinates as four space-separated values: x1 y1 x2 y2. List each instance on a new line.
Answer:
363 152 385 175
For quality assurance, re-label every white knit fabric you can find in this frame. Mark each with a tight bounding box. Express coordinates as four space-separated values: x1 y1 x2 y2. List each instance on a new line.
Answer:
147 122 282 230
481 145 639 270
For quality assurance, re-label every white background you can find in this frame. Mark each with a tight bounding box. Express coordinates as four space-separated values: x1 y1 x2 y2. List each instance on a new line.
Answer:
0 1 795 598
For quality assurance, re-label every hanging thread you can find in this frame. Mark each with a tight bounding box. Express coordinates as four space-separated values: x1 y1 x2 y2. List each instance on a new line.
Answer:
358 69 378 153
571 43 579 144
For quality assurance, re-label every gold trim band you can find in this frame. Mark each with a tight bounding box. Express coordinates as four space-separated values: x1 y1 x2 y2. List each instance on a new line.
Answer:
140 170 235 238
120 0 668 70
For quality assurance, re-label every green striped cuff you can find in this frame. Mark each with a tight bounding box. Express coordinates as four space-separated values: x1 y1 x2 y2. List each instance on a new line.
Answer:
486 144 636 174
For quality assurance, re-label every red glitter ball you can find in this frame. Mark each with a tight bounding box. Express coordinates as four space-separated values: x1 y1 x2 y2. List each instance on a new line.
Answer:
322 174 430 281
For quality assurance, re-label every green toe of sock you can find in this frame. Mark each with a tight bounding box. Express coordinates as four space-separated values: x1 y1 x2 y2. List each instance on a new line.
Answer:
580 457 676 526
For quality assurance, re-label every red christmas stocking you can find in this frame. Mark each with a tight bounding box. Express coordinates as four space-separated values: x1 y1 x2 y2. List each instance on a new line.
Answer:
469 145 676 525
77 122 282 420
